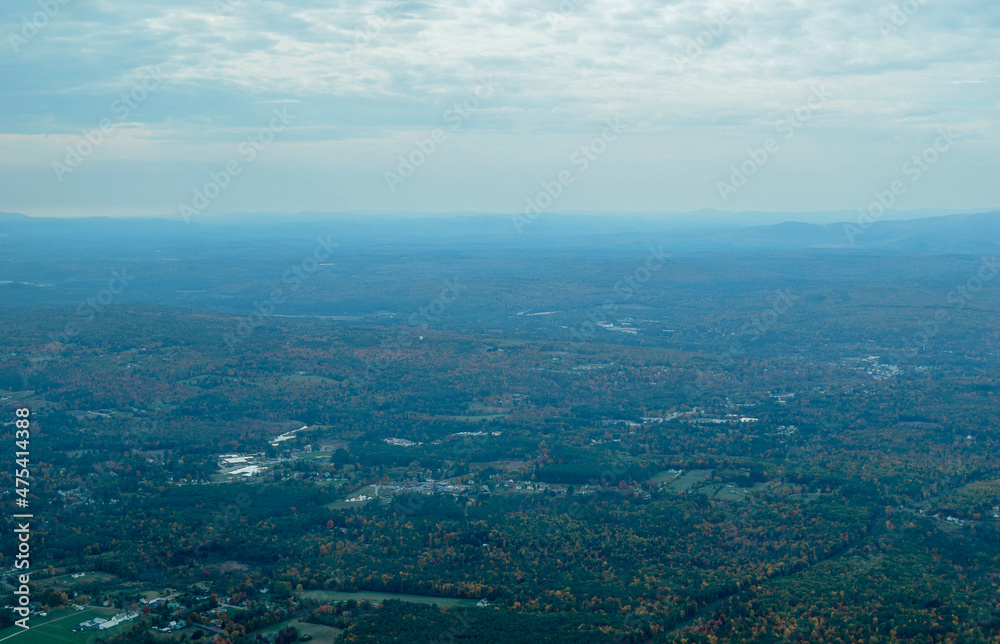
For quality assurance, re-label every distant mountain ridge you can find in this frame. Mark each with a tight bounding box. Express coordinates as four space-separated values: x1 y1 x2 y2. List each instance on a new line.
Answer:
0 209 997 254
688 211 1000 253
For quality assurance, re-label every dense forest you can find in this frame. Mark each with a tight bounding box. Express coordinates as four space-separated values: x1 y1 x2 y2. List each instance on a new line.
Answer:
2 218 1000 642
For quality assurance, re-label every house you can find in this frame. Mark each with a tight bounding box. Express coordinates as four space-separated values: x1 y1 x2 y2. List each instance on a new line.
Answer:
78 617 107 630
228 465 263 478
90 611 140 630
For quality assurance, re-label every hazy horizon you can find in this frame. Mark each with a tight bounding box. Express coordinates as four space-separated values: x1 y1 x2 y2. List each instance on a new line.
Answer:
3 207 998 225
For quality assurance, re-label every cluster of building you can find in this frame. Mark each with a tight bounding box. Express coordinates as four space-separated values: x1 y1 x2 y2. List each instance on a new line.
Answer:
56 487 93 506
385 479 469 495
845 355 903 381
75 610 139 631
602 411 720 427
218 453 273 479
155 619 188 633
381 477 568 498
383 438 421 447
596 319 639 334
766 425 799 436
512 481 565 494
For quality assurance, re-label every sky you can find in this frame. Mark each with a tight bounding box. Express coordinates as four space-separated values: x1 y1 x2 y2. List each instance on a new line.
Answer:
0 0 997 218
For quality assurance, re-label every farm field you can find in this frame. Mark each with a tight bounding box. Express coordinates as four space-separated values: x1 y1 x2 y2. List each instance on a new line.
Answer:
257 617 344 643
300 590 479 608
0 607 127 644
32 573 118 592
661 469 713 493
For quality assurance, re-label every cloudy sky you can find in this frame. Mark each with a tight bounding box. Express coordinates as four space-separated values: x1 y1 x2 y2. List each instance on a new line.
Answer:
0 0 997 218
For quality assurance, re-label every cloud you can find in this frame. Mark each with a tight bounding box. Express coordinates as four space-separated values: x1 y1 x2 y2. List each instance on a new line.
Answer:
0 0 997 215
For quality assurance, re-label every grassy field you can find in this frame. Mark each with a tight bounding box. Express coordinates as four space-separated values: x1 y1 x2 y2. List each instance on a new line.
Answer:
32 572 118 592
295 621 344 642
660 475 766 501
787 492 826 501
469 460 527 472
705 484 744 501
0 607 129 644
662 469 713 493
649 469 683 485
325 485 380 510
300 590 479 608
257 617 344 643
291 451 336 461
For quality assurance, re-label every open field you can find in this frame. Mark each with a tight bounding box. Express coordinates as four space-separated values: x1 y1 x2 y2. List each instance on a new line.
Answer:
258 617 344 643
325 485 380 510
649 469 683 485
0 607 127 644
661 469 713 493
706 484 748 501
300 590 479 608
291 451 337 461
787 492 827 501
33 572 118 592
295 620 345 642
